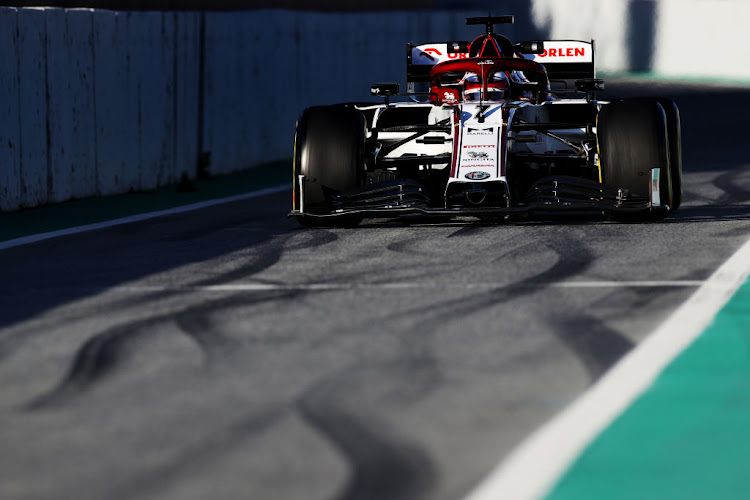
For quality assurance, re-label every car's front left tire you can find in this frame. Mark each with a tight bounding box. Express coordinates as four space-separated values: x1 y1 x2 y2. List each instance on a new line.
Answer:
293 105 366 228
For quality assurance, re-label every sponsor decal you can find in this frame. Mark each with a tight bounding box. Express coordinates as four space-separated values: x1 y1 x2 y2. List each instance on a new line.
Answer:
416 48 438 62
466 151 490 160
465 171 491 180
539 47 586 58
466 128 494 136
524 42 592 63
416 46 469 63
443 91 457 103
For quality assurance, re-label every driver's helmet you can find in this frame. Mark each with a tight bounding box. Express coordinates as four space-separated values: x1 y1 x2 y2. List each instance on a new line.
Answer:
462 71 510 102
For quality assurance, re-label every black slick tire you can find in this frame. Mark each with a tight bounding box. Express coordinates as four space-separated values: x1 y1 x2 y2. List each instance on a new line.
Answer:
293 105 366 228
597 98 673 222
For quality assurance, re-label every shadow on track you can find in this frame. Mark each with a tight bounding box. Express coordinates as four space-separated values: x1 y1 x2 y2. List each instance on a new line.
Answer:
0 195 302 338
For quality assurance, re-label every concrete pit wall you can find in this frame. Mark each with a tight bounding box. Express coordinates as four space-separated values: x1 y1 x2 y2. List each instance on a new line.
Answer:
0 3 749 212
0 8 201 211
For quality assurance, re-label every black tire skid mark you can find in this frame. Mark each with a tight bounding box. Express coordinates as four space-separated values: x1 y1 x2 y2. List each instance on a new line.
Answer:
173 312 239 365
292 297 444 500
25 316 173 410
297 370 438 500
496 232 635 378
379 227 533 288
25 290 300 411
29 287 438 497
383 228 634 381
107 407 286 500
284 227 341 251
0 217 330 364
380 229 584 323
504 231 635 375
24 227 335 409
12 230 330 397
81 230 335 315
713 169 750 205
192 230 339 287
171 290 303 367
680 167 750 214
551 315 634 380
116 284 441 499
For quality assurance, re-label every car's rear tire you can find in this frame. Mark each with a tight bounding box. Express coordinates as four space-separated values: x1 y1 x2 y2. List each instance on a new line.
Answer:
293 105 366 227
597 99 673 221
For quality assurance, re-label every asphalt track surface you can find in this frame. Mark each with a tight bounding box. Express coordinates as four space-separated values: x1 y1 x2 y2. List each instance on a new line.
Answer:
1 80 750 500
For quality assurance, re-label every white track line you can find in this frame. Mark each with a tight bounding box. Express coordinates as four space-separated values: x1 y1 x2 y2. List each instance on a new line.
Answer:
100 281 703 293
462 235 750 500
0 185 287 251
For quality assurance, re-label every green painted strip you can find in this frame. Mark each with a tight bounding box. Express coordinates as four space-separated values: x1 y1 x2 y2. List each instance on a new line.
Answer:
545 277 750 500
0 161 289 243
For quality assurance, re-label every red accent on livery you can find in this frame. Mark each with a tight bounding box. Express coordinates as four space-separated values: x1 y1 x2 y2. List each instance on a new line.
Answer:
451 108 460 178
429 58 550 105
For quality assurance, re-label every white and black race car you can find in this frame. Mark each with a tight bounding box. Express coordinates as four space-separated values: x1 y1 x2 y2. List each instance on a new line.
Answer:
290 15 682 227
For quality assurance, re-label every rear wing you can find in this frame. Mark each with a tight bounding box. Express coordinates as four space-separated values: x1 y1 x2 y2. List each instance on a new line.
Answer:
406 39 596 94
521 40 596 92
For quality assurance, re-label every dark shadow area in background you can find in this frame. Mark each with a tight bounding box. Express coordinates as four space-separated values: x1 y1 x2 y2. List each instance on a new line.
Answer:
627 0 656 72
3 0 540 14
0 195 292 332
0 0 478 9
600 83 750 167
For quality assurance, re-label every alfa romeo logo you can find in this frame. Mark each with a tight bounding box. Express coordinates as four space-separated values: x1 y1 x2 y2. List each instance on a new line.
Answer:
465 171 491 180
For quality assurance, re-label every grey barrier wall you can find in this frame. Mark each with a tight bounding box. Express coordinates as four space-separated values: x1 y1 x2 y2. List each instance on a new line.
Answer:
1 7 523 212
0 8 202 211
1 4 748 212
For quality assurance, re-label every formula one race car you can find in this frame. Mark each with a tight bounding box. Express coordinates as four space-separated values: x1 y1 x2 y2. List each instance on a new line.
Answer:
290 15 682 227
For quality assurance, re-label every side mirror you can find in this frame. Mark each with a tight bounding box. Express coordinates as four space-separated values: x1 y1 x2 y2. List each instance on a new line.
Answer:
513 40 545 55
576 79 605 92
371 82 400 106
371 82 400 97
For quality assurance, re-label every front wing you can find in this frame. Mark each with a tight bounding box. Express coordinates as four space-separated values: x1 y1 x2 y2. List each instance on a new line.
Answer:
288 175 663 220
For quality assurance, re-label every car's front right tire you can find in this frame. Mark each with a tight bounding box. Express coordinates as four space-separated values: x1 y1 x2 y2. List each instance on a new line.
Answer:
597 98 674 222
